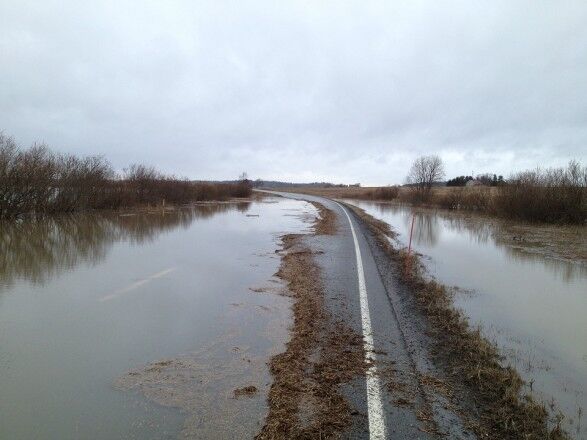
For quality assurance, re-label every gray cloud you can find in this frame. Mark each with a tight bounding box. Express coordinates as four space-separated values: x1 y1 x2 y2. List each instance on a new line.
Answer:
1 0 586 184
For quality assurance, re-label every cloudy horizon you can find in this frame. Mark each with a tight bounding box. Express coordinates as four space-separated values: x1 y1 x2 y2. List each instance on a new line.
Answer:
1 1 586 185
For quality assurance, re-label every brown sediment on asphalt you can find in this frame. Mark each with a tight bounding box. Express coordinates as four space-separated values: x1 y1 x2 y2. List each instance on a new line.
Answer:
308 201 337 235
256 202 368 439
114 340 272 438
343 202 570 440
234 385 258 398
113 275 293 438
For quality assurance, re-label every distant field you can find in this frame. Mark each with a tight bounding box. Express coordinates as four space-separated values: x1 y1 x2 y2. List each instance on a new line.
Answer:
267 184 586 225
266 185 497 203
266 185 400 200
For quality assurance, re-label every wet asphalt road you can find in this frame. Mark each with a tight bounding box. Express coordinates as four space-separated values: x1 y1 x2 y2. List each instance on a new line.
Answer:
266 191 475 440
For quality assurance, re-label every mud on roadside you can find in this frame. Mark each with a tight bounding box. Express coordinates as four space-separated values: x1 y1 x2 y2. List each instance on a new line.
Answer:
256 202 368 438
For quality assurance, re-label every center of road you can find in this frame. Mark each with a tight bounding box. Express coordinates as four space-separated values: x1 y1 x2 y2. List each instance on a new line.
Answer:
334 202 387 440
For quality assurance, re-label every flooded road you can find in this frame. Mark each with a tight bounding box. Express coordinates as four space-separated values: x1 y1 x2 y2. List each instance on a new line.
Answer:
0 197 313 439
345 200 587 438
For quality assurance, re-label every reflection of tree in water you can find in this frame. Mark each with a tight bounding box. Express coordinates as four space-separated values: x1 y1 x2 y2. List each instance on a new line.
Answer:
434 211 586 281
438 215 493 245
0 202 250 290
373 202 586 282
376 205 441 247
412 212 440 247
0 215 113 286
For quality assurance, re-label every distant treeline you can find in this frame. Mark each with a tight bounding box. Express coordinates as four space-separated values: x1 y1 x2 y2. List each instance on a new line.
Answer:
0 133 252 218
278 161 587 224
446 174 505 186
405 161 587 224
253 179 358 188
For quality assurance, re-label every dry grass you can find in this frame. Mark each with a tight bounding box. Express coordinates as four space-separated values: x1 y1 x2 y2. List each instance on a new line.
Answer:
344 202 570 440
276 179 586 225
309 201 337 235
494 163 586 224
257 203 368 439
273 185 399 201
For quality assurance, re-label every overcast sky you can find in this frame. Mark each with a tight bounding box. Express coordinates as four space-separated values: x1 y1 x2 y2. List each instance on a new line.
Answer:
1 1 586 184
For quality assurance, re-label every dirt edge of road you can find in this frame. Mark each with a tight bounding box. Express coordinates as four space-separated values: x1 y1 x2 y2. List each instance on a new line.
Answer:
256 202 368 439
344 202 570 440
308 201 337 235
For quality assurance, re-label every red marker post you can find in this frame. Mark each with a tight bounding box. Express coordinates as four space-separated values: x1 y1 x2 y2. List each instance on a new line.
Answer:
406 213 415 274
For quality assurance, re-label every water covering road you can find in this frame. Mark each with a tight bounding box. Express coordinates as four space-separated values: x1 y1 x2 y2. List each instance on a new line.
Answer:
0 197 313 439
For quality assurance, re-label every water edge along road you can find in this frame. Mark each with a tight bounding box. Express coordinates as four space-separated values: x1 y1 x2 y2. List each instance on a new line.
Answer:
265 191 476 439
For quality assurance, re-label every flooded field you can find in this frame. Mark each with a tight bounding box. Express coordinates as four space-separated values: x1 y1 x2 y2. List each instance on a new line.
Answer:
345 200 587 438
0 197 313 439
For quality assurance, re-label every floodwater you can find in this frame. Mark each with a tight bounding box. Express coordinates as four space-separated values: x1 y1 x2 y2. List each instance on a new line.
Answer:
345 200 587 438
0 197 314 439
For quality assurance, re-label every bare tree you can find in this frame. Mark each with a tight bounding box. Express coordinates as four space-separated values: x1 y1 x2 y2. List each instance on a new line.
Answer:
406 155 445 200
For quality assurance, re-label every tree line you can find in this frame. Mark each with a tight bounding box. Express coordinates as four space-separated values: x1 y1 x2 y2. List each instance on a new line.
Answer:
405 155 586 224
446 174 505 187
0 132 252 218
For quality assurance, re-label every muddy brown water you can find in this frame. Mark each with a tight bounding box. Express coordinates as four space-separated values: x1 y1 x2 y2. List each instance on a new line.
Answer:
0 197 315 439
345 200 587 438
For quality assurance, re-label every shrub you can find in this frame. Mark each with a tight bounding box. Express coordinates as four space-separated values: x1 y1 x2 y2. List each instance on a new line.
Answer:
0 132 252 218
369 186 399 200
494 161 586 224
436 187 492 211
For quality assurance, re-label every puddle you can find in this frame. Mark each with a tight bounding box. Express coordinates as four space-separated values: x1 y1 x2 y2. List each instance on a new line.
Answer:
345 200 587 438
0 197 315 439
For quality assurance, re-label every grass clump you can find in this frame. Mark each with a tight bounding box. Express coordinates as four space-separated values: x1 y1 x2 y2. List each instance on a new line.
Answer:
234 385 258 398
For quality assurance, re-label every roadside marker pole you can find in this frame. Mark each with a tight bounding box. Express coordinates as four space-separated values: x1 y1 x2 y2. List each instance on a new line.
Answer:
407 214 415 256
406 213 416 273
334 202 387 440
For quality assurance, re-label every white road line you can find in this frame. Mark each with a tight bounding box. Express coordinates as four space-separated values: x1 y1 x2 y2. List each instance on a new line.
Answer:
334 201 387 439
99 268 177 302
